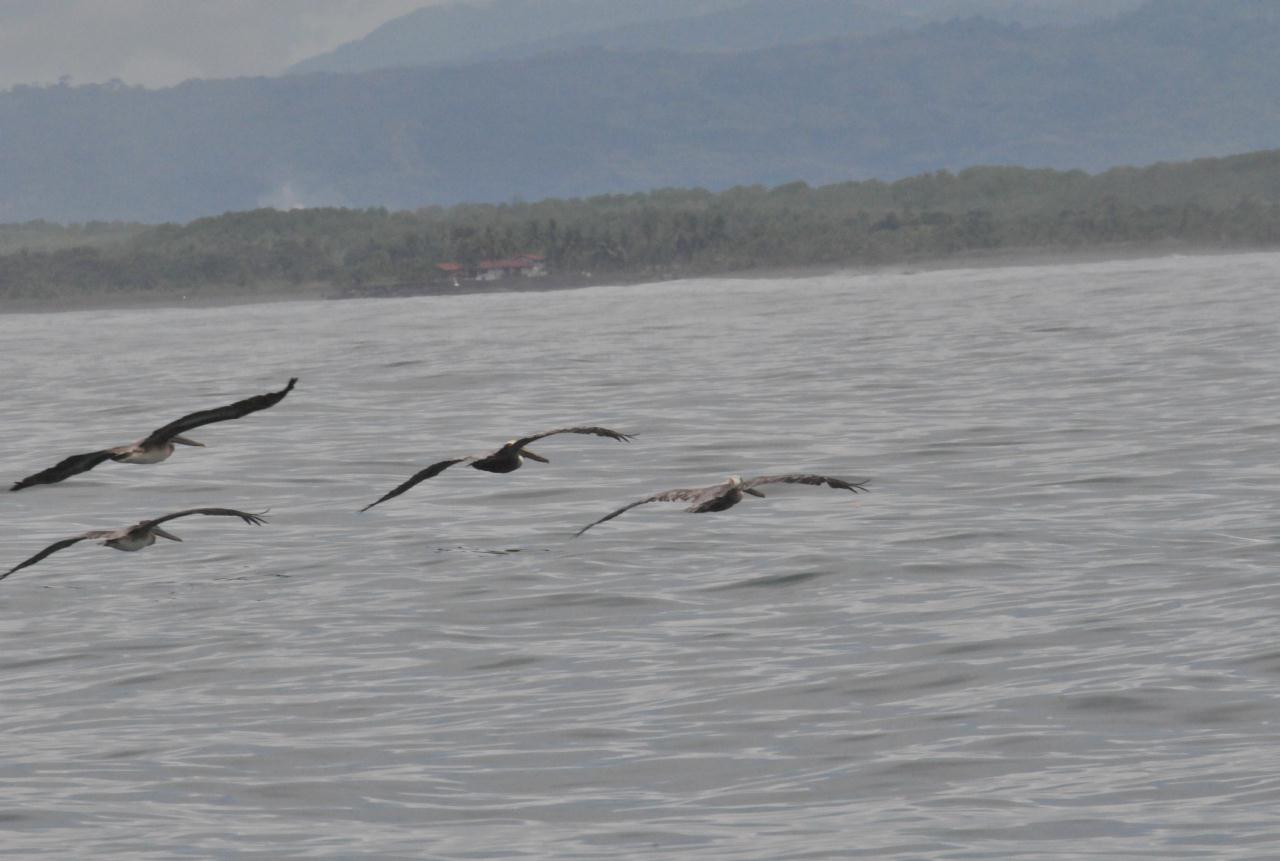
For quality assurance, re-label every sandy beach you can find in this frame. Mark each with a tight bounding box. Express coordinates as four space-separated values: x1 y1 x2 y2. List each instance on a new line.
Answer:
0 240 1261 315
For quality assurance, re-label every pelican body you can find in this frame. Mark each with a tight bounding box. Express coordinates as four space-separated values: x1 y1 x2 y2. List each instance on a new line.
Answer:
1 508 268 581
99 524 181 551
574 473 869 536
682 477 763 512
361 425 633 511
11 378 297 491
109 433 204 465
467 445 551 474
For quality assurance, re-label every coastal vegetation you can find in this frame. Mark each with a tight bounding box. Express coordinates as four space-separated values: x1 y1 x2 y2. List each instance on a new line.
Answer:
5 149 1280 307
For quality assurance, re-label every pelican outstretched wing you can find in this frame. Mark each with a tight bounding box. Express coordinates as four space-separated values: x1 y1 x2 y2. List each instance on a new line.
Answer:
360 459 466 512
742 474 870 493
1 534 98 581
573 487 704 537
504 426 634 453
10 449 115 491
140 508 269 530
139 377 297 448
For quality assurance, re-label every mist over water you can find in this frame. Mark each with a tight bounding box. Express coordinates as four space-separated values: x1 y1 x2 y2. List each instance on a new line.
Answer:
2 252 1279 859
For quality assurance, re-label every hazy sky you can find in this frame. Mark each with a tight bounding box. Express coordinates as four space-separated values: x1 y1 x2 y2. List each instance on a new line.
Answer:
0 1 440 89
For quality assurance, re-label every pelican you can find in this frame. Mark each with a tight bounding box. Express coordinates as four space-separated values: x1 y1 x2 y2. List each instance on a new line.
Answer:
1 508 268 581
573 473 869 536
361 425 634 511
11 378 297 491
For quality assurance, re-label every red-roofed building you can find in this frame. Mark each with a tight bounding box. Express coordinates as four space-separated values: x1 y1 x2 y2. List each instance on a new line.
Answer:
476 254 547 280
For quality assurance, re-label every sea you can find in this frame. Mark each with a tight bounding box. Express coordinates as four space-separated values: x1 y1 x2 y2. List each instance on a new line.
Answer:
2 251 1278 859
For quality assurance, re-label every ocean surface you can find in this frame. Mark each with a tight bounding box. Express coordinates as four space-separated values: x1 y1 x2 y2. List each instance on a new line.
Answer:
2 252 1279 859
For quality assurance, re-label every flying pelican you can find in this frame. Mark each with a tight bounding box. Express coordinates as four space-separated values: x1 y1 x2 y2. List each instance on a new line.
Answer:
10 378 297 491
1 508 268 581
573 473 869 536
361 425 634 511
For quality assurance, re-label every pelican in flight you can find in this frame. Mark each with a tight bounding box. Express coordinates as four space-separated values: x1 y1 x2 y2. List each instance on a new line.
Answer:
1 508 268 581
574 473 869 536
11 378 297 491
361 425 634 511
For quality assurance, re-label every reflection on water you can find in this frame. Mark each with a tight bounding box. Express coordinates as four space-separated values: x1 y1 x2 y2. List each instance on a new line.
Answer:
3 252 1280 858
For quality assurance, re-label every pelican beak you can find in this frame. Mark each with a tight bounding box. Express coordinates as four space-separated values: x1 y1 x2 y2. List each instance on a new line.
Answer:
522 449 550 463
745 488 766 498
153 527 183 542
172 435 205 447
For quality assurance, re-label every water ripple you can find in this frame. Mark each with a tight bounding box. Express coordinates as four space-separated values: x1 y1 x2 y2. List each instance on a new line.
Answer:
3 252 1280 858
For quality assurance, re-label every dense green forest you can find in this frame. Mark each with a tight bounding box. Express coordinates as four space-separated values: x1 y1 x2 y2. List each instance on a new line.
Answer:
5 149 1280 307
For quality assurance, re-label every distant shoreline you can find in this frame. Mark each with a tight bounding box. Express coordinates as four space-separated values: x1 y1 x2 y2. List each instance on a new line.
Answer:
0 241 1262 315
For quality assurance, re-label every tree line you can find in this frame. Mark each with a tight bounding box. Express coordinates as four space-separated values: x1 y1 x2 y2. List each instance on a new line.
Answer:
6 151 1280 305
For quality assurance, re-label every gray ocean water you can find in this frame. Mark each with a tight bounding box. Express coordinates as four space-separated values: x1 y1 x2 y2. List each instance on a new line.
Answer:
2 252 1279 859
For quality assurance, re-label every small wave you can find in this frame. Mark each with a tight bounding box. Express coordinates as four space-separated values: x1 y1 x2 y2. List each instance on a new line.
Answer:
702 569 829 591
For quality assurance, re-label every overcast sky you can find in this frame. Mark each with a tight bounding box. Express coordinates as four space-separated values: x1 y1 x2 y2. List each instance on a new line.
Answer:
0 1 441 89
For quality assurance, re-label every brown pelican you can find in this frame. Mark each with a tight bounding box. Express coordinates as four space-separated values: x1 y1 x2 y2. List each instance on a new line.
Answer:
1 508 267 581
11 378 297 491
361 425 634 511
574 473 869 536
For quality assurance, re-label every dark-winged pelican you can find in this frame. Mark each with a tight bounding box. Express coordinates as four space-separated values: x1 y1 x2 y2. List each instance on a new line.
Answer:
361 425 634 511
573 473 869 536
1 508 267 581
11 378 297 491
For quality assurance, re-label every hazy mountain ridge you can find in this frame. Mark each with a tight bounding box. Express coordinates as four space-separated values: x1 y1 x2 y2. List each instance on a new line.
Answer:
2 0 1275 223
288 0 1142 74
286 0 743 75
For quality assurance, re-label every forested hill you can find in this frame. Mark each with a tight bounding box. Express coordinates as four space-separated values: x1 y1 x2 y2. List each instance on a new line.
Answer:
3 0 1280 224
5 149 1280 308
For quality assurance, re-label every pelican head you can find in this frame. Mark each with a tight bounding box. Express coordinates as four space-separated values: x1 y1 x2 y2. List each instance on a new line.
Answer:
171 435 205 447
727 475 766 497
152 527 183 542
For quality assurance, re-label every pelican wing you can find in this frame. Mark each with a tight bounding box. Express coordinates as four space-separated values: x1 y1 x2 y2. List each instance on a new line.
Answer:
10 449 116 491
1 534 95 581
140 377 297 447
360 459 466 512
140 508 269 530
742 474 870 493
504 426 634 452
573 487 705 537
